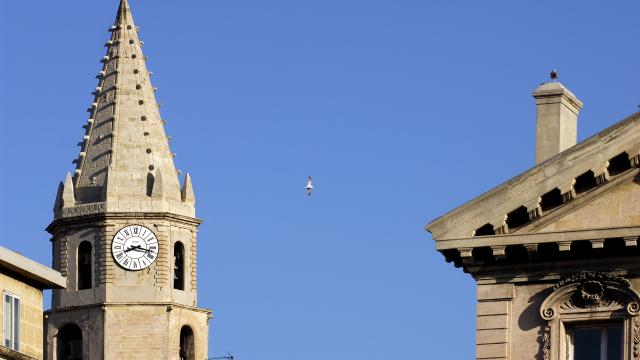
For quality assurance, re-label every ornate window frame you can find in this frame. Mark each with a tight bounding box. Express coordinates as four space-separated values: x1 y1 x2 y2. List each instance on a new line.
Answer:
539 272 640 360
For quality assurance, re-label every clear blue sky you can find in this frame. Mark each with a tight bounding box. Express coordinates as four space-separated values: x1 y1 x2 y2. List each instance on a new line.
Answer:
1 1 638 358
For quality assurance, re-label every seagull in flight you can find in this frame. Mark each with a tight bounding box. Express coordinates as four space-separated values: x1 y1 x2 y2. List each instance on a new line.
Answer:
305 176 313 196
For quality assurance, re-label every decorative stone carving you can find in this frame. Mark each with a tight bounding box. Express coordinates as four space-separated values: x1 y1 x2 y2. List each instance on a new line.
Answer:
491 215 509 235
542 326 551 360
628 144 640 168
634 320 640 359
539 272 640 359
541 271 639 320
60 202 106 218
525 197 542 221
592 161 610 185
558 179 577 203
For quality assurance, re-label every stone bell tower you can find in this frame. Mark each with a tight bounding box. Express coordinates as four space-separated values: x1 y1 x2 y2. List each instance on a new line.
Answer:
45 1 210 359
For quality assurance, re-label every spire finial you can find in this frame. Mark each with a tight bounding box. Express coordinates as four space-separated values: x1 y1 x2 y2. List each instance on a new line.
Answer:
115 0 133 27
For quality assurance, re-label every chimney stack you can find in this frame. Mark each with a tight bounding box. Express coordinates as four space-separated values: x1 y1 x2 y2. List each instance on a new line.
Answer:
532 77 583 164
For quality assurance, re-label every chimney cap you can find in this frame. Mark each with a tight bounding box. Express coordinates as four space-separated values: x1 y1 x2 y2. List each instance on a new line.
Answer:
532 82 583 109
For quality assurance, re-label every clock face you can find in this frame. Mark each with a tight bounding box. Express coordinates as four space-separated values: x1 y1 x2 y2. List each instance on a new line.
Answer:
111 225 158 271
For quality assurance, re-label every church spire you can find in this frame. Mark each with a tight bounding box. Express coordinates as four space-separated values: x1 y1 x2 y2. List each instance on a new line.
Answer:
116 0 130 20
55 0 194 219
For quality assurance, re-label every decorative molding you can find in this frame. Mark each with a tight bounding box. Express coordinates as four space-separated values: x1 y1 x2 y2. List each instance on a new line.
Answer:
558 179 577 203
634 319 640 360
592 161 611 185
491 215 509 235
552 271 630 290
539 272 640 359
541 271 640 320
61 202 106 218
542 325 551 360
526 197 543 221
629 144 640 168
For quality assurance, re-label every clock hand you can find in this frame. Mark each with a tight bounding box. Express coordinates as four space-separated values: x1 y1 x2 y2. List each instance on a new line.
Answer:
124 245 147 253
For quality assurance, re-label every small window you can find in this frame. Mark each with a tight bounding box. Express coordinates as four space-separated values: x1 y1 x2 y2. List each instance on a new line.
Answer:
78 241 92 290
3 292 20 351
567 323 622 360
174 242 185 290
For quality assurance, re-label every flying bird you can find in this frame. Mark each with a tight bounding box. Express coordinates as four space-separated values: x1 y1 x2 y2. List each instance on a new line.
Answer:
305 176 313 196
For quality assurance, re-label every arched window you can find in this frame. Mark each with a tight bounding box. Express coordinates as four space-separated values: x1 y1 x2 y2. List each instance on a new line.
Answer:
57 323 82 360
174 242 185 290
77 242 92 290
539 271 640 359
179 325 195 360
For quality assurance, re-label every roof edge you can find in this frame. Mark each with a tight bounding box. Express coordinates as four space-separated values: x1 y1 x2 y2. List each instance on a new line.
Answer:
0 246 66 289
426 111 640 237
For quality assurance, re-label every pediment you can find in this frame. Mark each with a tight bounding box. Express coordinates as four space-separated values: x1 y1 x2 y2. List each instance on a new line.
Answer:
517 171 640 234
427 112 640 241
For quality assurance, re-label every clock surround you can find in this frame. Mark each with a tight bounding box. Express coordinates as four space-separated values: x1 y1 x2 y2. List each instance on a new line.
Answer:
111 224 159 271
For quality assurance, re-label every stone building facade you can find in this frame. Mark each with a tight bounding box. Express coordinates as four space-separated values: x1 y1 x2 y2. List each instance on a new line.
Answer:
44 1 210 359
427 79 640 360
0 247 66 360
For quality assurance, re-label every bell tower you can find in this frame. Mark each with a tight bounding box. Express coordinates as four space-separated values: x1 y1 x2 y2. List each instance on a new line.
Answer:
45 1 210 359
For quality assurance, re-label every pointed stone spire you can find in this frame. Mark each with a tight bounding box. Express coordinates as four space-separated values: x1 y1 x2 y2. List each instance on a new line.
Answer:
181 173 195 204
59 0 194 218
62 173 76 208
151 168 165 198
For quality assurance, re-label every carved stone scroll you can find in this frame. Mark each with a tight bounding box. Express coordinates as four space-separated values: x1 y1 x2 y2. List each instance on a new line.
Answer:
539 272 640 360
541 271 640 320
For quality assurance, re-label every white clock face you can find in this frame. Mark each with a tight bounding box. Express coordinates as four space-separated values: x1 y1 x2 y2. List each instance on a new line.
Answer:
111 225 158 271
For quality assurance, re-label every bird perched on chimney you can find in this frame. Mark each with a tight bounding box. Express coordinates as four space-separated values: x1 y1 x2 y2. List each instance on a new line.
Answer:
550 69 558 81
305 176 313 196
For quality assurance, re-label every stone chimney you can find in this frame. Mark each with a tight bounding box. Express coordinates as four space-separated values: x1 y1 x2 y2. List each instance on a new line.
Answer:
532 80 583 164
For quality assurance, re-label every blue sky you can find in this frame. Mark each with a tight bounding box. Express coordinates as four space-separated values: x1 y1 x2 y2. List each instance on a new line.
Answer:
0 1 638 358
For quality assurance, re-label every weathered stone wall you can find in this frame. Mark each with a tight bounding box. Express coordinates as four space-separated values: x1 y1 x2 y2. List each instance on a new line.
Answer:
0 272 45 359
539 180 640 232
47 214 208 359
51 216 198 309
476 283 513 360
476 273 640 360
45 307 105 360
47 304 208 360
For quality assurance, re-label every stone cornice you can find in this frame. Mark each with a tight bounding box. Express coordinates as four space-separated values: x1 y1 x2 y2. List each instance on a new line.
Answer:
46 211 202 234
436 225 640 250
44 302 212 315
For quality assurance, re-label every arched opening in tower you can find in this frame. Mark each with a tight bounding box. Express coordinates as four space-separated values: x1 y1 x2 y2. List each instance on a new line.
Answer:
57 323 82 360
179 325 195 360
174 242 185 290
77 241 92 290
